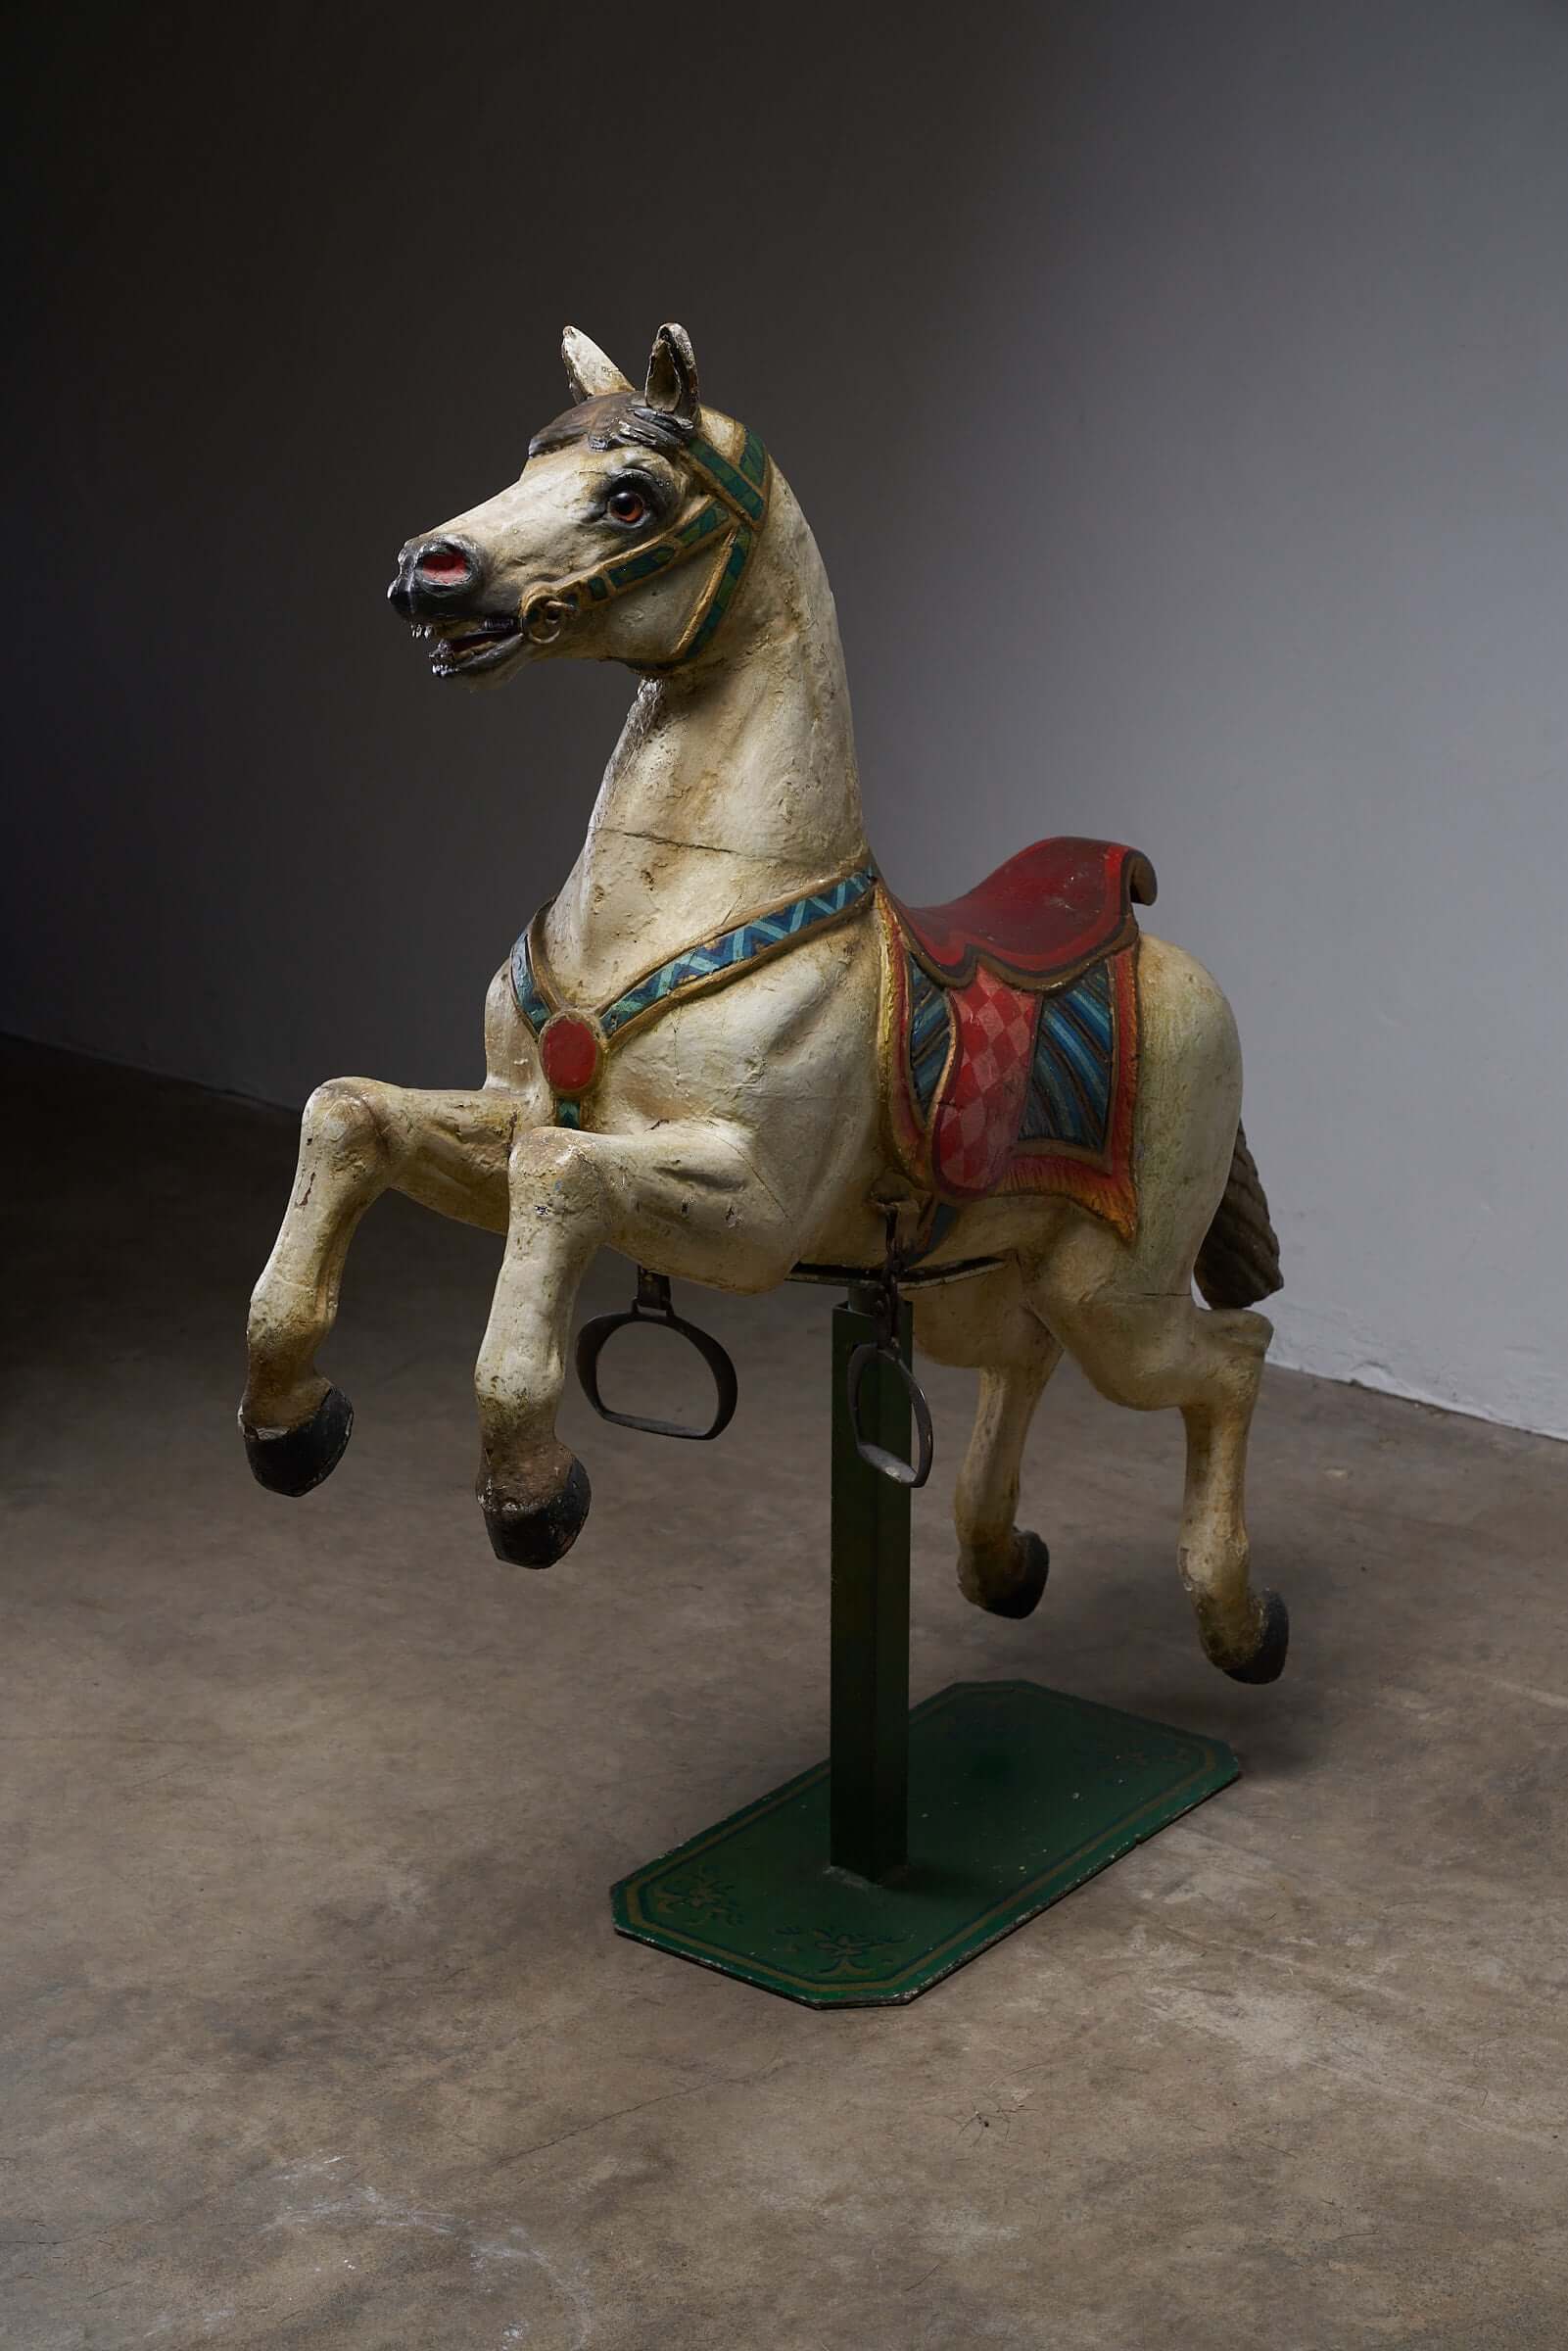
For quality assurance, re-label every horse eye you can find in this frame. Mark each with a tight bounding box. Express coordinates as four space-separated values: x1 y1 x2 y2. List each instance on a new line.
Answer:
606 485 648 526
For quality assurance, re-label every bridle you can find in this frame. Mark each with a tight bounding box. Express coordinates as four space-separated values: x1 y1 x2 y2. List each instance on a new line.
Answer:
519 423 772 671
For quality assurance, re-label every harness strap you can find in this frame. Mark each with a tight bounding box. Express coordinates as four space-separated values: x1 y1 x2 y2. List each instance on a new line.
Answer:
511 862 878 1127
521 426 772 671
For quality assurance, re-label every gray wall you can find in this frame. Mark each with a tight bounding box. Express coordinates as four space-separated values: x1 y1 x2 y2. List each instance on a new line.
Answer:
8 2 1566 1436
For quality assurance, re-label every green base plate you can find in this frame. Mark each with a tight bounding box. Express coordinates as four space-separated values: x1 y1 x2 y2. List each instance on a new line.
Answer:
612 1680 1238 2006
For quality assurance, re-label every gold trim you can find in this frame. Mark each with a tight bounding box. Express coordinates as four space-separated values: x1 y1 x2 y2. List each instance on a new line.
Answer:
662 520 742 664
537 1006 607 1101
517 436 773 665
874 888 959 1184
605 877 874 1045
873 892 911 1176
902 913 1139 999
685 435 774 528
643 451 772 672
519 491 726 635
524 902 565 1021
523 863 878 1055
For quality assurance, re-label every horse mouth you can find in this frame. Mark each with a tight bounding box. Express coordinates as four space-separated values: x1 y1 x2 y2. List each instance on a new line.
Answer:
410 615 524 677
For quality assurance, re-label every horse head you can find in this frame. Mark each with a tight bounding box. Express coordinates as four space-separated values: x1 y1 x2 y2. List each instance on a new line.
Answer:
387 321 770 683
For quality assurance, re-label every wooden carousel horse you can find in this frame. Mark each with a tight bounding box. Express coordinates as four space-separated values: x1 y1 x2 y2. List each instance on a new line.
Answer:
241 321 1286 1685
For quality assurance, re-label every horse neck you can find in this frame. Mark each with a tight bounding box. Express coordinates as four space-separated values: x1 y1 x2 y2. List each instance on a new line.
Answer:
552 473 869 972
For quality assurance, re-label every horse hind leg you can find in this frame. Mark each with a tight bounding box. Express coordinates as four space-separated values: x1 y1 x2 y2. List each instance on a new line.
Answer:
1178 1314 1288 1681
1181 1121 1288 1677
954 1359 1059 1617
1030 1245 1286 1682
916 1272 1060 1620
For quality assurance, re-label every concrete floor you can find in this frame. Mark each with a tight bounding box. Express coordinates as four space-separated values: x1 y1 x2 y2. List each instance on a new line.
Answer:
4 1035 1566 2351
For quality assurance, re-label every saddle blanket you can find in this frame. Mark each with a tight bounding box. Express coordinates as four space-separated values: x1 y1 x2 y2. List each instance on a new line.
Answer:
879 838 1155 1243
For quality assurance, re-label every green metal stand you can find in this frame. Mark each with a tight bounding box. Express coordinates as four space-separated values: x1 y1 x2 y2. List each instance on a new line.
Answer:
830 1285 913 1883
612 1289 1239 2007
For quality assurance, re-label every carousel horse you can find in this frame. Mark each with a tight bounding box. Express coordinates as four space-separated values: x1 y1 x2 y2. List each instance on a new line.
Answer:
240 322 1287 1684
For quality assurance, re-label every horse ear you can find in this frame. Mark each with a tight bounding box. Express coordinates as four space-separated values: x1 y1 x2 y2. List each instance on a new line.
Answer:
642 323 700 433
561 326 633 402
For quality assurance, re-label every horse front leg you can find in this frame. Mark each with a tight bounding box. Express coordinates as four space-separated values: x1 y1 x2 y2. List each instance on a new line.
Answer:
473 1119 797 1566
241 1080 531 1494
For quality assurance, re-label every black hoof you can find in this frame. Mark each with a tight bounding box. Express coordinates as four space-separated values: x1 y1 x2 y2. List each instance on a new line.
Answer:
481 1456 592 1568
1224 1589 1290 1685
972 1529 1050 1620
241 1385 354 1497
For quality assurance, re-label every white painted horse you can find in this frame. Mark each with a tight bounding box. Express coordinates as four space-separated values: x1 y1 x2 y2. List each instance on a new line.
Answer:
241 321 1288 1684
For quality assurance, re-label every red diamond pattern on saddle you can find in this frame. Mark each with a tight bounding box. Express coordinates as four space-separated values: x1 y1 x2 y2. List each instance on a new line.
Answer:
931 968 1038 1195
879 837 1155 1244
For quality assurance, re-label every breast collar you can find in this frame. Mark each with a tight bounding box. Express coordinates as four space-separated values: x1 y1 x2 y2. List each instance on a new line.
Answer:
510 863 878 1127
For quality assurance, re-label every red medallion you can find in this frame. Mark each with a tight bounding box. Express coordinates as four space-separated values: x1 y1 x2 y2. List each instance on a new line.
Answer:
539 1009 602 1097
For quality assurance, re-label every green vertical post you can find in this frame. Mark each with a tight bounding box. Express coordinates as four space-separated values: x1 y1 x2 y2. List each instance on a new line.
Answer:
829 1285 913 1882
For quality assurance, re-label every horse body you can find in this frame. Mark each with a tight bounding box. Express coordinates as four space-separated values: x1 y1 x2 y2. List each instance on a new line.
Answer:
242 321 1286 1684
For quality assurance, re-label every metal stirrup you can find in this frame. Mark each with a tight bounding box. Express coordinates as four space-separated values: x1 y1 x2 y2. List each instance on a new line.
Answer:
846 1223 934 1490
575 1267 738 1442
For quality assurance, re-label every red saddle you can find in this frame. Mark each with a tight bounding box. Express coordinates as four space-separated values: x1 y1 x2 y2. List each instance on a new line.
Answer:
885 838 1157 991
879 838 1157 1242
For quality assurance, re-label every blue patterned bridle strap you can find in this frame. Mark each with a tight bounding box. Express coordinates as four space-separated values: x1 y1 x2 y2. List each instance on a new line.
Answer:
520 426 772 671
512 863 878 1056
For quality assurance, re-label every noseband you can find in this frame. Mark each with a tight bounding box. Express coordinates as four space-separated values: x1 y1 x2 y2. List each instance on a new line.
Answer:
520 424 772 671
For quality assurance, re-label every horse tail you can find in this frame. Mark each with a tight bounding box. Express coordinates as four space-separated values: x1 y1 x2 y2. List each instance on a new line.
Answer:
1195 1122 1282 1309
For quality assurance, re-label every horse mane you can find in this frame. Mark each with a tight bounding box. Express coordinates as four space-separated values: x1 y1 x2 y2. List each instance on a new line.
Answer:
528 392 692 461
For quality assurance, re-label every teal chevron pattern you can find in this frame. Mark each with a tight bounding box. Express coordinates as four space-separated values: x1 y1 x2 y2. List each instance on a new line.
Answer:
904 957 955 1116
602 867 876 1034
510 931 552 1035
687 430 770 525
509 867 877 1071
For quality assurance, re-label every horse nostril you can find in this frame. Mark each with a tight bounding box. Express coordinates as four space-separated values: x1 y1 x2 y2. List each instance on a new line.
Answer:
415 542 474 586
387 538 483 621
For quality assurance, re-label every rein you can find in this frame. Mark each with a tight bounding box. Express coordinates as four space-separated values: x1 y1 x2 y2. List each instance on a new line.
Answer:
520 425 772 671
